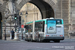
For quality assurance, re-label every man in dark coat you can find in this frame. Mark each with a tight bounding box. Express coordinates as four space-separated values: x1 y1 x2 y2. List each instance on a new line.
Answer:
11 29 14 39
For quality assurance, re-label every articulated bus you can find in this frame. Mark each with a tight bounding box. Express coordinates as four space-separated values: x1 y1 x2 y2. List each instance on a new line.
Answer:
24 18 64 42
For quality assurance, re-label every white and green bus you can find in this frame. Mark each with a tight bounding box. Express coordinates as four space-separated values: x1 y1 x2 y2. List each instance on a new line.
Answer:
24 18 64 42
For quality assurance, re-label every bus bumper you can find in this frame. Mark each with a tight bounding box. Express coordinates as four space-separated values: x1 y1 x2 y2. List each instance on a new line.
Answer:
43 37 64 40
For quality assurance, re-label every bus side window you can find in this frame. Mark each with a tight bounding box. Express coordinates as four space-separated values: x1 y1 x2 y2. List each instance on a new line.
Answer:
28 25 32 32
24 25 29 33
35 21 44 32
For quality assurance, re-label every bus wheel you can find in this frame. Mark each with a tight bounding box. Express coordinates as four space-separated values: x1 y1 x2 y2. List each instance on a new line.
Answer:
39 38 41 42
46 40 50 42
30 39 35 42
54 40 60 43
27 40 30 42
31 38 33 42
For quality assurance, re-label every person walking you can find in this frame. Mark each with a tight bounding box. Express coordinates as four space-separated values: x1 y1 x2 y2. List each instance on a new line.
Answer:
11 29 14 39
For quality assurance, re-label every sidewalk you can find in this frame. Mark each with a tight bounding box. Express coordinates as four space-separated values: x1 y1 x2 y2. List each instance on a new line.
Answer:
65 36 75 39
6 37 19 41
2 36 75 41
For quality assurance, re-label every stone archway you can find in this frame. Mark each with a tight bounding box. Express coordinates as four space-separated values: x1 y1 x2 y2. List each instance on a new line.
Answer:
17 0 54 19
19 0 54 25
29 0 54 18
0 12 2 39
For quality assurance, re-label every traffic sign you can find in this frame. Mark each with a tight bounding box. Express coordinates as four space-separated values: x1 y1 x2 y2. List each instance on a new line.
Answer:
21 25 24 28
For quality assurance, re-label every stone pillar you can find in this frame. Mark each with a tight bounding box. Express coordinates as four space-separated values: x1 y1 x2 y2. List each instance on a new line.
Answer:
62 0 69 36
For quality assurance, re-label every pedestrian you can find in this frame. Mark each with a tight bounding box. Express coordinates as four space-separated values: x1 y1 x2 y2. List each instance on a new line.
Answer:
11 29 14 39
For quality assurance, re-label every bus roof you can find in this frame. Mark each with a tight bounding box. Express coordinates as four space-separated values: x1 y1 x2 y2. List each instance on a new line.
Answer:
26 18 63 25
26 19 46 24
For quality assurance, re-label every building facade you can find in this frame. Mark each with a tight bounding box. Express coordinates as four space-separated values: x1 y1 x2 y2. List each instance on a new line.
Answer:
0 0 75 39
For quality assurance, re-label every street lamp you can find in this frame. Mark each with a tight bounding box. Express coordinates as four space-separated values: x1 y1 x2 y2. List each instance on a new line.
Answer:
26 11 28 15
4 20 6 40
19 11 28 40
21 11 28 40
25 11 28 23
4 10 8 40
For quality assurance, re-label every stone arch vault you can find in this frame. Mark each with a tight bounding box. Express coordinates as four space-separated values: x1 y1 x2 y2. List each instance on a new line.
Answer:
16 0 55 19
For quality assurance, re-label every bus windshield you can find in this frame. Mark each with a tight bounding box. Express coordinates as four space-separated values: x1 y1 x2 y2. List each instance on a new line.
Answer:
47 19 63 33
47 19 63 24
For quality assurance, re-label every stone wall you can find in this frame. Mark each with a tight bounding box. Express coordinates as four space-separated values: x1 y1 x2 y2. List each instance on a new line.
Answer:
0 0 75 38
69 0 75 33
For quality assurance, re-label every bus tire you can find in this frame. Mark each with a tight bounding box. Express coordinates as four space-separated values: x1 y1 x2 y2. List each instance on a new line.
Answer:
54 40 60 43
39 38 41 42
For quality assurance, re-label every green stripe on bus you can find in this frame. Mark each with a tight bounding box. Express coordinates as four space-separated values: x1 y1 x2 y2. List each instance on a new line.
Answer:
26 21 33 24
26 19 47 24
62 19 64 24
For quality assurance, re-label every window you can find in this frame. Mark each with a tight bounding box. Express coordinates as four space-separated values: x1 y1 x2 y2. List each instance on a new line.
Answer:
35 21 44 32
56 20 62 24
47 19 62 24
25 24 33 33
